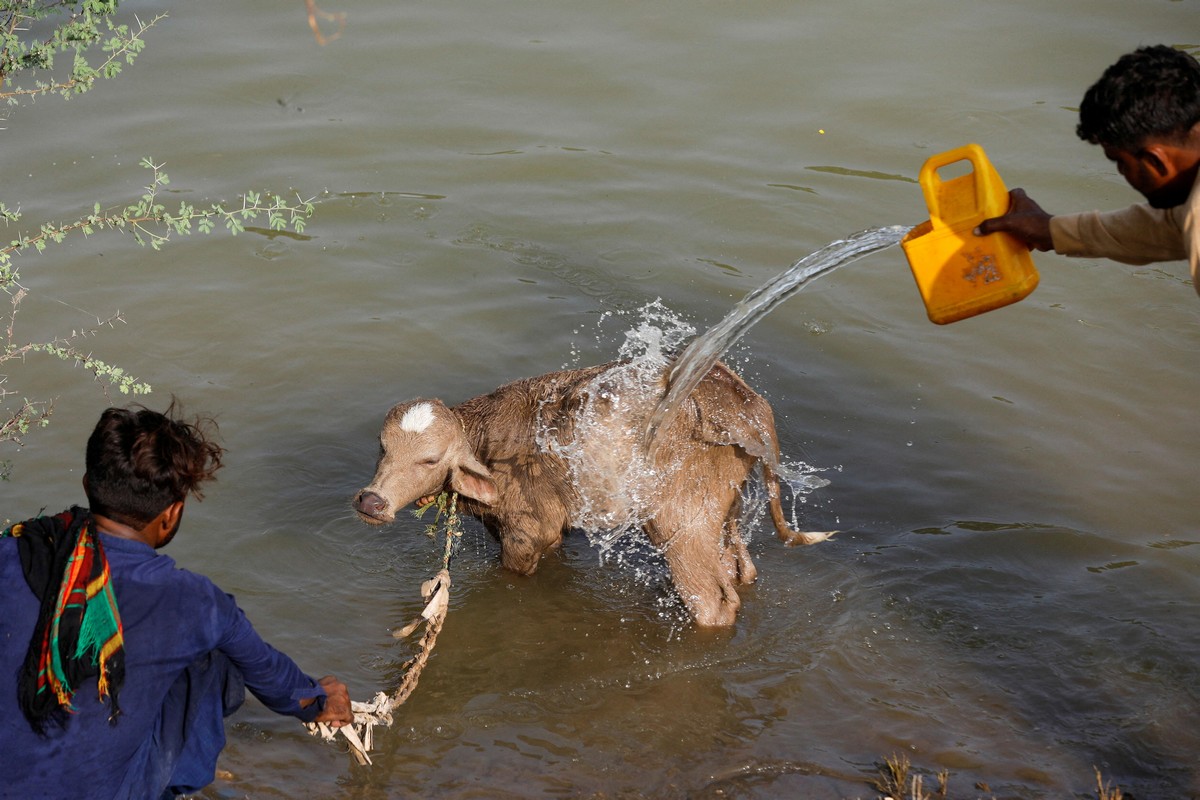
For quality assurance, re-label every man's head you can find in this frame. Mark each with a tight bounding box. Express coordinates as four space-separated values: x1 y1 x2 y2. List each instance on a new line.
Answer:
1077 45 1200 208
84 403 224 542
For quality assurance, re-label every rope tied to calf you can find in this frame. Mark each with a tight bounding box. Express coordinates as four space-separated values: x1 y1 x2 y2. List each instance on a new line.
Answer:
305 493 461 765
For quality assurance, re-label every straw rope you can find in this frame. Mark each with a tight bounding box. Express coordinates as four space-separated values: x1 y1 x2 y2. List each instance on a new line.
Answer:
305 494 461 765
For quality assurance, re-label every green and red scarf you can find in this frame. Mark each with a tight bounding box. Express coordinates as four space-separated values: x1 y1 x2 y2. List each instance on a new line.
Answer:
3 506 125 733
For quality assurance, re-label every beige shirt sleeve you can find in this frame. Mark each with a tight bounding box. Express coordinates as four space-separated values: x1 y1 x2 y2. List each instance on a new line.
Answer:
1049 175 1200 296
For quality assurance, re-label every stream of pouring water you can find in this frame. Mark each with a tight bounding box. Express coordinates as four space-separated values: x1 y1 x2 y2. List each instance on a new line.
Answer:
546 225 909 556
643 225 911 454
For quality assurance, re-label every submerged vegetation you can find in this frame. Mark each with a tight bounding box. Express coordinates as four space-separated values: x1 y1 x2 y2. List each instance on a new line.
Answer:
869 753 1126 800
873 753 949 800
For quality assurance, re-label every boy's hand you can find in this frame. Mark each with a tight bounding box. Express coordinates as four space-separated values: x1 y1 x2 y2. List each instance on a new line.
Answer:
974 188 1055 252
313 675 353 727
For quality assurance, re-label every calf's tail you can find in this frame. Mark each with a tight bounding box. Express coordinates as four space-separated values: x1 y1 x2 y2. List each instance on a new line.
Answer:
762 460 836 546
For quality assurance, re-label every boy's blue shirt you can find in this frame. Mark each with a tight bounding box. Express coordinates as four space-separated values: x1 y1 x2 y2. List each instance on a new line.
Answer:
0 531 325 799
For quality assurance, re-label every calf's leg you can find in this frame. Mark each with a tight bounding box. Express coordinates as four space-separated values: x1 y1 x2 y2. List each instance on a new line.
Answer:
491 501 570 576
646 508 741 627
722 512 757 586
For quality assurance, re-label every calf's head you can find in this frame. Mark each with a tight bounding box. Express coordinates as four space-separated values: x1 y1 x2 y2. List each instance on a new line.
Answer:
354 399 498 525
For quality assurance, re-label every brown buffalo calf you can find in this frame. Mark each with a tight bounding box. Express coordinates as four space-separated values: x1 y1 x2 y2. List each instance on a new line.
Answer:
354 361 831 626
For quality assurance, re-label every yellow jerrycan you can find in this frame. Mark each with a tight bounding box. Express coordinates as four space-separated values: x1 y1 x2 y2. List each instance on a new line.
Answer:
901 143 1038 324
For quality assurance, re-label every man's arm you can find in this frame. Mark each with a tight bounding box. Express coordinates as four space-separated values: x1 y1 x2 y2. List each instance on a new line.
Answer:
977 188 1188 266
1050 203 1187 265
212 590 352 726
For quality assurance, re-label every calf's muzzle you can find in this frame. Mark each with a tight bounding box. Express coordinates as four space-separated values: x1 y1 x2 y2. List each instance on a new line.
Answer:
354 490 390 522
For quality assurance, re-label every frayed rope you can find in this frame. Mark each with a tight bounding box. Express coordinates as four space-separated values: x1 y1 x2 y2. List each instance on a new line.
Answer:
305 494 460 765
305 568 450 765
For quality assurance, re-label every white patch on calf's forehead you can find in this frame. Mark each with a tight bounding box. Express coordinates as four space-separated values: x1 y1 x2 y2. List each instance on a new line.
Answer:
399 402 437 433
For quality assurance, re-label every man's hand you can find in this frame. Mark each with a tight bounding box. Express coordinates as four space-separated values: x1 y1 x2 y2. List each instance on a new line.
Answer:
974 188 1055 252
313 675 353 728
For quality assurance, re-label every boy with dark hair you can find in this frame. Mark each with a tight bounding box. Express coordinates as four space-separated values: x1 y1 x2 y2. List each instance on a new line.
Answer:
976 45 1200 296
0 404 352 799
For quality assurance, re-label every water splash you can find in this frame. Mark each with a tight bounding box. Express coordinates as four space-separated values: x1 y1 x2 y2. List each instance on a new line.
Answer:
612 299 697 368
539 302 699 548
644 225 910 454
543 226 908 557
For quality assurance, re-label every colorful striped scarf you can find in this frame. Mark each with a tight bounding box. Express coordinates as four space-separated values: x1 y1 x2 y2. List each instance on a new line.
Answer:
3 506 125 733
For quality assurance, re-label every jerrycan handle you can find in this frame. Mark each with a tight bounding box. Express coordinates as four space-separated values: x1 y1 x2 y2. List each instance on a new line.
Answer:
918 143 1008 231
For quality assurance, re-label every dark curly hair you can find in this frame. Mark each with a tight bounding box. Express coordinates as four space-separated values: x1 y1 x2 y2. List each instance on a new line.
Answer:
84 401 225 527
1076 45 1200 150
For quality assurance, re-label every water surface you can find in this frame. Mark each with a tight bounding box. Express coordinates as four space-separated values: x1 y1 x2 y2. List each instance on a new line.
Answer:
3 1 1198 797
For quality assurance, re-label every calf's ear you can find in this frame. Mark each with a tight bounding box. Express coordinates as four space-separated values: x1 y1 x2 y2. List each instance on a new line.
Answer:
450 455 498 506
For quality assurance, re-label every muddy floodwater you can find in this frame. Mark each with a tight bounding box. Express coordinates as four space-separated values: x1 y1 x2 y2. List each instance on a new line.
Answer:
3 1 1198 798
